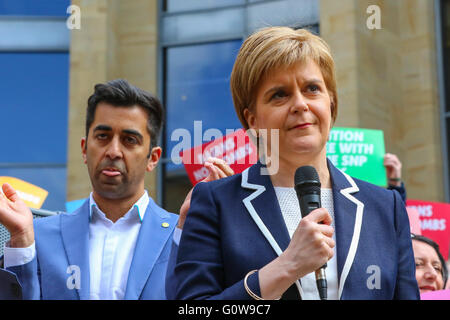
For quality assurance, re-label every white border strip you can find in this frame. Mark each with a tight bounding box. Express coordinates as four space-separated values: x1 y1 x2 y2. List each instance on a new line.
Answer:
338 172 364 299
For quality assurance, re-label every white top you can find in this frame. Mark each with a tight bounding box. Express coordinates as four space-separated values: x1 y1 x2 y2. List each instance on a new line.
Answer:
274 187 338 300
87 191 149 300
3 191 150 300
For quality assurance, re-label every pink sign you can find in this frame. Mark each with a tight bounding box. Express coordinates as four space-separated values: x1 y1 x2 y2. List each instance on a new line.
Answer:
406 200 450 260
180 129 257 186
406 207 422 235
420 289 450 300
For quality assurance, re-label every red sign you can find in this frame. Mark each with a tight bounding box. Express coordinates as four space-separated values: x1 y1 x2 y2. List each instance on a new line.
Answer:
406 200 450 260
180 129 258 186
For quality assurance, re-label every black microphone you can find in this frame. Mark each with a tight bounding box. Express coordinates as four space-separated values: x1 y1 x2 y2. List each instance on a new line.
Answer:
294 165 327 300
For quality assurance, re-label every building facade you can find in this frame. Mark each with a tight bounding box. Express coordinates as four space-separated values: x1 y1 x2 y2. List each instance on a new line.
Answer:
2 0 447 213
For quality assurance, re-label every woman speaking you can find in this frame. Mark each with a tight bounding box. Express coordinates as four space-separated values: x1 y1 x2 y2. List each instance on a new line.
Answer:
171 27 419 300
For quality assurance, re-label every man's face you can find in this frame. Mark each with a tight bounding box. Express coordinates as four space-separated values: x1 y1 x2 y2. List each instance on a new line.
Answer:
81 102 161 201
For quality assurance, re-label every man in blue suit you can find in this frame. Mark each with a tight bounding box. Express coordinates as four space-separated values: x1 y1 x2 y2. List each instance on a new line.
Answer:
0 79 178 299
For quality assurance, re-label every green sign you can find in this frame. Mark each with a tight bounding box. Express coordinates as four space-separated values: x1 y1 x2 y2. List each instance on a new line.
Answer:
326 127 387 187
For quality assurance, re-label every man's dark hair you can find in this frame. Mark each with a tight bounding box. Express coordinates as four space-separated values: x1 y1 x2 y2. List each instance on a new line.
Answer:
411 233 448 287
85 79 164 151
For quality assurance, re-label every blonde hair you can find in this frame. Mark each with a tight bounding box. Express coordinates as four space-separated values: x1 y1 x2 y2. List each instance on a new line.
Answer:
230 27 338 129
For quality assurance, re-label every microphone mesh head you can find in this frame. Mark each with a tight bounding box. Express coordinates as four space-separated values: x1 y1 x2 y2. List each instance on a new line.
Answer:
295 166 319 184
294 166 321 194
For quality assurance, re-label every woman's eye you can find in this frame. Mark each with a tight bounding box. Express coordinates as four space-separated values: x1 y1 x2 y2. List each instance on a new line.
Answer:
434 265 442 272
270 90 287 100
306 84 320 93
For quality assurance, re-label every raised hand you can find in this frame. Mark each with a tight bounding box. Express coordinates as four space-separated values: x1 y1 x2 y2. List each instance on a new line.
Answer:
0 183 35 248
177 157 234 229
384 153 402 187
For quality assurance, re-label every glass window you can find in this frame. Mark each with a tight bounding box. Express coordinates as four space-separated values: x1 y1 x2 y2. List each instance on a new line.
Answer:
0 0 70 16
441 0 450 200
0 19 70 51
164 0 244 12
160 0 320 46
161 7 244 45
163 40 242 212
443 0 450 113
0 52 69 211
247 0 319 32
0 53 69 164
0 2 72 212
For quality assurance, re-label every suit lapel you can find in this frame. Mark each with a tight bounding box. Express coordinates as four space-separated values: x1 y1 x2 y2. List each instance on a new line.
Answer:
242 161 365 299
60 201 91 300
328 160 364 299
124 198 175 299
241 163 303 298
241 163 291 255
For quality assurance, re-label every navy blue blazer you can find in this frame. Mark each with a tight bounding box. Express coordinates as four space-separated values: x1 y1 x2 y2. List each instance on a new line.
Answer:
7 197 178 300
169 160 419 300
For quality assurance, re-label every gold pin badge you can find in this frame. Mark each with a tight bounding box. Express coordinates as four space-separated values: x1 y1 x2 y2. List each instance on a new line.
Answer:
162 222 169 228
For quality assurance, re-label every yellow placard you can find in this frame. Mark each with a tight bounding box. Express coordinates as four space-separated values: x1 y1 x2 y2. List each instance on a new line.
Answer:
0 176 48 209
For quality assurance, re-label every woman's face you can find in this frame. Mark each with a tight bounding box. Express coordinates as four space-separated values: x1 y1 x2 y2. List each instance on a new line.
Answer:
413 240 445 293
246 59 332 165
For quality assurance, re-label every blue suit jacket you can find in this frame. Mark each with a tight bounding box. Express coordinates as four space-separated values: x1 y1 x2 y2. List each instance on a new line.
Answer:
7 197 178 300
169 161 419 300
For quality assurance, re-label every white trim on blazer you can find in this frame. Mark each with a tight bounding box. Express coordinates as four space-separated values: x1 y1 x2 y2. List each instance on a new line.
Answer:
240 166 364 300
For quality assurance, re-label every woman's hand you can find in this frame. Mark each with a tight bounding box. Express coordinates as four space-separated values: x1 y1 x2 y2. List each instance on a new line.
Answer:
177 158 234 229
0 183 35 248
283 208 335 276
258 208 334 299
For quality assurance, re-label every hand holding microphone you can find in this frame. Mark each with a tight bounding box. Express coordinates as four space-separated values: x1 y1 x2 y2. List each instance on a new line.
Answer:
291 166 334 300
256 166 335 300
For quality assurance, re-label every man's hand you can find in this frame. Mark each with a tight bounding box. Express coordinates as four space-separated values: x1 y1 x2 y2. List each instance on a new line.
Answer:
0 183 35 248
178 158 234 229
